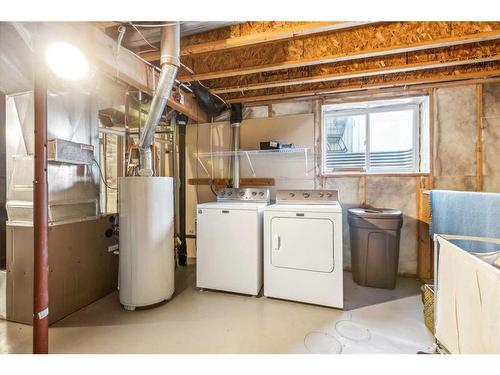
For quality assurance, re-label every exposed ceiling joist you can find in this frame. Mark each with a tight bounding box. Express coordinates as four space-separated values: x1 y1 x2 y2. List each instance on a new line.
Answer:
92 27 208 123
210 40 500 94
178 22 500 82
213 56 500 94
222 61 500 103
140 21 379 60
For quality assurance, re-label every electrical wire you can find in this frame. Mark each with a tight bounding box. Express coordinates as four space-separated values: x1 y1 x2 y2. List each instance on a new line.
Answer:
93 158 118 190
129 22 178 28
128 22 159 51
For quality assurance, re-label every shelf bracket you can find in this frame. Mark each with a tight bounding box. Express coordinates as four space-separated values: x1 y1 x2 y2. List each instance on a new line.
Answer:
304 148 309 176
244 151 257 177
196 156 210 177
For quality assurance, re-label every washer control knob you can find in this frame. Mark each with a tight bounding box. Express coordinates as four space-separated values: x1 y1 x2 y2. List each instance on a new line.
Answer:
259 192 264 196
227 191 232 196
252 192 257 196
303 192 310 198
326 192 332 198
318 192 324 198
289 192 295 197
239 191 245 196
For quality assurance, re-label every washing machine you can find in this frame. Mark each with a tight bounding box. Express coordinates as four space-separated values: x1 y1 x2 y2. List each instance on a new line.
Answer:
264 189 343 308
196 188 270 295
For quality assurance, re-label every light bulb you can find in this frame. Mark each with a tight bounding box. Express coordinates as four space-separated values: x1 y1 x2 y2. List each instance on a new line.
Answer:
45 41 88 81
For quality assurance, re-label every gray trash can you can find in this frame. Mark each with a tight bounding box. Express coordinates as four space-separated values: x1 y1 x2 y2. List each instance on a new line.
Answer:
348 208 403 289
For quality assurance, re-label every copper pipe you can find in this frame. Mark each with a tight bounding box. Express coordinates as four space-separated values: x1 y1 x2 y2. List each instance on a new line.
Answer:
33 56 49 354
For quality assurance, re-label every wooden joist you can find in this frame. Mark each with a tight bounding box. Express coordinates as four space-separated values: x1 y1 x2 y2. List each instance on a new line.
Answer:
476 84 484 191
209 41 500 94
179 22 500 82
220 60 500 103
92 27 208 123
140 21 378 60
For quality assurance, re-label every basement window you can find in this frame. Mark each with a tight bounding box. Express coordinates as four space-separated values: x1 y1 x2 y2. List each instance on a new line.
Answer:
321 96 429 174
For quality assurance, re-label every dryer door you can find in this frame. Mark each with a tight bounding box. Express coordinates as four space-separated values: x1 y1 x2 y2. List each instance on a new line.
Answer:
270 216 334 273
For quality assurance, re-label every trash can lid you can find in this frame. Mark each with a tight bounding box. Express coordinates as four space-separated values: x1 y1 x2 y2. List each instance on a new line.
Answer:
348 207 402 219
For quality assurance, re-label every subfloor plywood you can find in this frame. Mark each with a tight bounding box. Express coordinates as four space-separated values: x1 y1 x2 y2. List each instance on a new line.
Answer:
0 265 432 354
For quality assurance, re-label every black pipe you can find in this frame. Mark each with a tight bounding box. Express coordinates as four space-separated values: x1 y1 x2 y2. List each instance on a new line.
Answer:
190 81 227 119
230 103 243 124
177 113 188 266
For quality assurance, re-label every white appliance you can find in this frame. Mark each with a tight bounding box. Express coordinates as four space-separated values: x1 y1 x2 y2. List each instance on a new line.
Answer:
264 189 343 308
119 177 175 310
196 188 270 295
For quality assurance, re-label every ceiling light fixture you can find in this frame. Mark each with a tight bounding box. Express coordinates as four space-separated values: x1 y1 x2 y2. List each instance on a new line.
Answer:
45 41 88 81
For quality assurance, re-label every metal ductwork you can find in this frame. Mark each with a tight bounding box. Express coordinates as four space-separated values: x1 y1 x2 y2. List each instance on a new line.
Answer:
138 22 180 176
230 103 243 188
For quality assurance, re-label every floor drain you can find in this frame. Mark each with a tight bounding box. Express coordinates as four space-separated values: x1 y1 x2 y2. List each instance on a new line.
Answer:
335 321 371 342
304 331 342 354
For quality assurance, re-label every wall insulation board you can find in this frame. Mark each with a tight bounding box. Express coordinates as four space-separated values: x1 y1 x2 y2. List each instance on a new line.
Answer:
483 82 500 192
365 177 418 275
324 177 361 269
433 85 478 190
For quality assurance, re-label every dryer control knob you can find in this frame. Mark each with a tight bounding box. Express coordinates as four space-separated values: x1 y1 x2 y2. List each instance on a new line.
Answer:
239 191 245 196
303 192 310 198
318 192 324 198
289 192 295 197
252 192 257 196
326 192 332 198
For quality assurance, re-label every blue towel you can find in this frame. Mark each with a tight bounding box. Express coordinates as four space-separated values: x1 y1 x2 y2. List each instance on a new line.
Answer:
430 190 500 252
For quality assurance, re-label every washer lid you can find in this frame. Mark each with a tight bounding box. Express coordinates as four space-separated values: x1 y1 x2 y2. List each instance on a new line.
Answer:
197 201 268 211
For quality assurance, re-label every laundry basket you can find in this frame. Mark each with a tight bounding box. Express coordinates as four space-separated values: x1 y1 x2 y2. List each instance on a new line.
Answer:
421 284 435 334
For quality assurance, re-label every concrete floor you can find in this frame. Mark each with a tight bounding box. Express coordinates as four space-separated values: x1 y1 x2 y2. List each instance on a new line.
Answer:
0 266 433 354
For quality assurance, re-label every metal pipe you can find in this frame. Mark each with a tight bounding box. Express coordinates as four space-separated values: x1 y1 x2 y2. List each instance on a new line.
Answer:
230 104 243 188
33 49 49 354
231 125 240 188
138 22 180 176
124 90 130 176
171 114 179 240
177 114 188 266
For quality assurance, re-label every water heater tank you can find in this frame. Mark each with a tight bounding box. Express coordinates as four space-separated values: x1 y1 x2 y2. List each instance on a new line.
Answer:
118 176 175 310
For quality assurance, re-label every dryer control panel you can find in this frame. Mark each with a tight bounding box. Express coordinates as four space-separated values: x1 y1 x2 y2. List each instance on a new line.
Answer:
217 188 270 203
276 189 339 205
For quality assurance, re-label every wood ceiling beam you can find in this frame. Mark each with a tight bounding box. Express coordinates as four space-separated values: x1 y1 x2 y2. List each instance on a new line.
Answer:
220 61 500 103
178 22 500 82
140 21 378 61
92 27 208 123
210 41 500 94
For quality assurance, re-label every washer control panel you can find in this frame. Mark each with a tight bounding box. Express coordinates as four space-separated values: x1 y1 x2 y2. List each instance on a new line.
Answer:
217 188 270 203
276 189 339 205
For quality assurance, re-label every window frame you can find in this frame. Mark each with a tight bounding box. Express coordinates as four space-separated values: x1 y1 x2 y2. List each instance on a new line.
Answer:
321 99 425 176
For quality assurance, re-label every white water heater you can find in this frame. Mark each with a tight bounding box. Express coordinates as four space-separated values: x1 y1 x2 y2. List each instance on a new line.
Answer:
118 177 175 310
